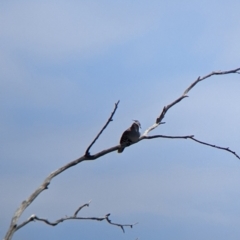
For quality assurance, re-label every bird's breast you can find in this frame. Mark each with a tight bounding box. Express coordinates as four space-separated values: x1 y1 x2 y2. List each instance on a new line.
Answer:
129 131 140 142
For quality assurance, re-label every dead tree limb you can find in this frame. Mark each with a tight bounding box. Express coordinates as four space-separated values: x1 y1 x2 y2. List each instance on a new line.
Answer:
141 135 240 160
4 67 240 240
156 67 240 124
15 201 137 233
190 136 240 160
143 67 240 136
4 102 121 240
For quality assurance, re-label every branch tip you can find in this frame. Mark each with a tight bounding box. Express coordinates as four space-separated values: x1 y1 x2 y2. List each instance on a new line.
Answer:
190 136 240 160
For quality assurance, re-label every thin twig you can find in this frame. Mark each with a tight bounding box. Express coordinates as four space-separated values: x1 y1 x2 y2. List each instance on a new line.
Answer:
74 200 91 217
190 136 240 160
141 134 240 160
85 100 120 156
104 214 138 233
15 202 137 233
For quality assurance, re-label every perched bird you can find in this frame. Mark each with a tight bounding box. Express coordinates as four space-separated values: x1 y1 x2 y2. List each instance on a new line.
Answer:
118 120 141 153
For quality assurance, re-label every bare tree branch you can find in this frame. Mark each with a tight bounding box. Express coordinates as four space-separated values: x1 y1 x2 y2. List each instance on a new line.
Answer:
141 134 194 140
15 202 137 233
4 150 123 240
190 136 240 160
5 67 240 240
6 131 238 240
184 68 240 95
4 101 123 240
155 67 240 125
85 100 120 156
156 96 188 124
141 134 240 160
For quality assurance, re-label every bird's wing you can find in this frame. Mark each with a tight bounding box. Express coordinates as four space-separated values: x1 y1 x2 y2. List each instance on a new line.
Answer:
119 129 132 146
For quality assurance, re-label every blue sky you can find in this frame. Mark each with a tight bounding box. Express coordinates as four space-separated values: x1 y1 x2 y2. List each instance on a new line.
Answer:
1 1 240 239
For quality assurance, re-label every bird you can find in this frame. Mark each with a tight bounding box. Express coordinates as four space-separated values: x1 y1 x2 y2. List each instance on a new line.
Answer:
118 120 141 153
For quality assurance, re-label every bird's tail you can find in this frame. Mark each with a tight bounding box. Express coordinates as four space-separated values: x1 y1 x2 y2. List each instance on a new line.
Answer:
118 147 124 153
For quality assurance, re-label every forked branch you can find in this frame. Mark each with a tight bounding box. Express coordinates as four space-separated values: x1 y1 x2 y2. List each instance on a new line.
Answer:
15 201 137 233
4 101 121 240
4 67 240 240
141 134 240 160
153 68 240 131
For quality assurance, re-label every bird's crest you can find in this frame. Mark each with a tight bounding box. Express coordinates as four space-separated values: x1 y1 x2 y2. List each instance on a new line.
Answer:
133 119 141 128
